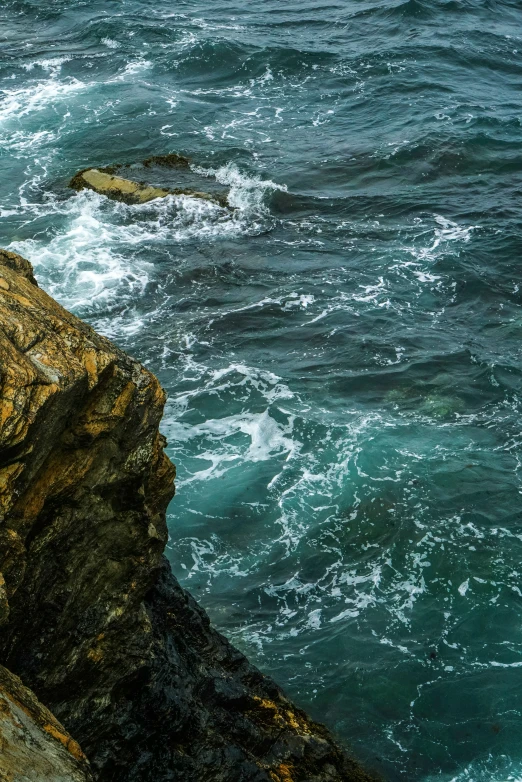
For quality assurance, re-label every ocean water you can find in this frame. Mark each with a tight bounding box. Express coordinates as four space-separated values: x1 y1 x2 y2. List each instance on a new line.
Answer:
2 1 522 779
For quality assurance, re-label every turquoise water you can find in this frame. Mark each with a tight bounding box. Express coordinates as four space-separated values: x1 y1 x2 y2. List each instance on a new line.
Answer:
2 1 522 779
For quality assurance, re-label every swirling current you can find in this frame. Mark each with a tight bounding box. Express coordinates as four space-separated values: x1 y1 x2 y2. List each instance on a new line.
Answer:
2 1 522 779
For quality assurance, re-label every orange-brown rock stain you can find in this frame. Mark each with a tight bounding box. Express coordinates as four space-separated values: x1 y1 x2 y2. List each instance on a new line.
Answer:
269 763 295 782
43 722 88 762
251 695 312 738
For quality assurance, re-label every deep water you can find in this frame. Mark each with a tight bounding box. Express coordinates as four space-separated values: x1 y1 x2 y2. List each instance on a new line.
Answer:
2 1 522 779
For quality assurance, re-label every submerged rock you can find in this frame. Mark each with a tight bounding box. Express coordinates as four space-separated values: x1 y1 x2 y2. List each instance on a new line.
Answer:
70 165 229 207
385 386 463 419
0 249 378 782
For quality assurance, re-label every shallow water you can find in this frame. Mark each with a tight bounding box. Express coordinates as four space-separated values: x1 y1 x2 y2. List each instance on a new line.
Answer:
2 1 522 779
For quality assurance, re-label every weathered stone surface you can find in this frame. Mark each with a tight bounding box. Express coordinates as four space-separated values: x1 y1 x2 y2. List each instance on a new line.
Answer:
0 250 38 286
70 168 170 203
70 167 229 207
0 250 378 782
0 664 93 782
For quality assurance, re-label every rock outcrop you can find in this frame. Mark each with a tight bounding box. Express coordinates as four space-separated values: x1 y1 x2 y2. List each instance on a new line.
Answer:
70 166 229 208
0 248 377 782
0 664 93 782
70 168 172 203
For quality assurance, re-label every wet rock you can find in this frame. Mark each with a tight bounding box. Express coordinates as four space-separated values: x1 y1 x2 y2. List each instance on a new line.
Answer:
70 168 170 203
142 153 190 169
0 249 378 782
0 664 93 781
70 166 229 207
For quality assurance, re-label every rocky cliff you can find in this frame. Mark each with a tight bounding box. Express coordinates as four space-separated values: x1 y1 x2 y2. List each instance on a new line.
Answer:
0 663 93 782
0 248 377 782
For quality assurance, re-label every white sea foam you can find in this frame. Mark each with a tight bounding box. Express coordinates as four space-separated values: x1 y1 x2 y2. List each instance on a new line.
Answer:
192 162 287 213
5 160 279 323
163 364 297 487
102 38 122 49
0 53 159 161
0 52 157 132
0 129 57 153
175 534 251 582
8 190 154 314
114 59 152 80
409 215 477 263
0 53 87 126
170 409 295 486
168 371 522 668
191 17 247 31
422 758 522 782
0 73 90 123
21 56 72 74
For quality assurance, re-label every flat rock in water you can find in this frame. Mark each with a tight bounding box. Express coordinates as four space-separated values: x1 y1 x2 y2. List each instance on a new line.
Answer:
70 167 229 207
71 168 170 203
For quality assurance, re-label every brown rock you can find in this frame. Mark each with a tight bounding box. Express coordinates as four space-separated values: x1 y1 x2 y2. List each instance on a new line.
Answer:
0 250 38 286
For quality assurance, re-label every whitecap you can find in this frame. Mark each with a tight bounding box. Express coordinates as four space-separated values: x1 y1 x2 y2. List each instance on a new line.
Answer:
192 161 287 214
167 408 295 487
114 59 152 80
101 38 121 49
0 73 90 123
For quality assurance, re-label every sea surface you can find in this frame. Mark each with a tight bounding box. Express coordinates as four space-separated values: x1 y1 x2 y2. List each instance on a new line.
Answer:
2 1 522 779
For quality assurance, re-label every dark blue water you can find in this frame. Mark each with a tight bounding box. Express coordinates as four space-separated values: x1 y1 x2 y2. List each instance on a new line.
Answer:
2 2 522 779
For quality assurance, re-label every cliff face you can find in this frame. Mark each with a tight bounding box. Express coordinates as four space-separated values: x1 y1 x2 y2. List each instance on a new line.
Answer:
0 249 376 782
